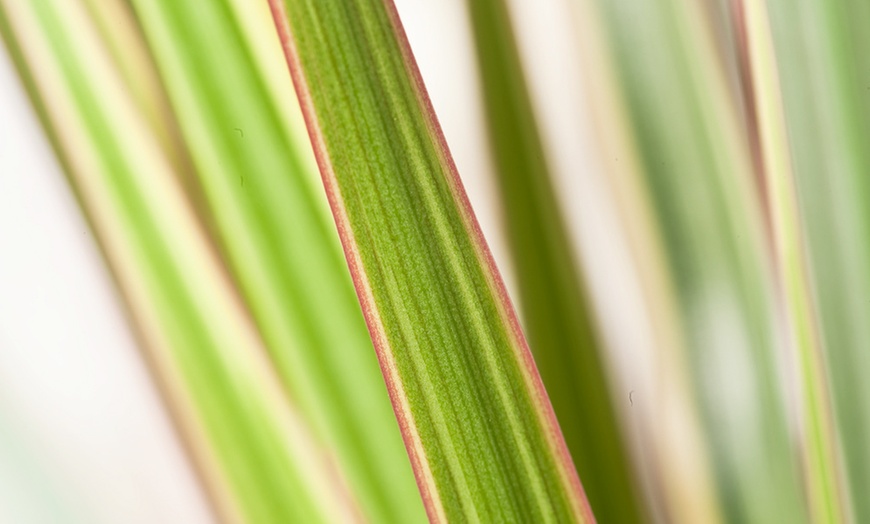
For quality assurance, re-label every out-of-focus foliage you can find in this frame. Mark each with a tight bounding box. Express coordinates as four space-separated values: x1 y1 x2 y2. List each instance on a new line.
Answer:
761 0 870 520
575 0 807 522
568 0 865 520
1 0 869 522
0 0 422 522
464 0 643 522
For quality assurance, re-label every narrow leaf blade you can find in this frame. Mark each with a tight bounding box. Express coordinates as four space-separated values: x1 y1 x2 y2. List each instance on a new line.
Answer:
270 0 593 521
124 0 425 520
464 1 644 521
0 2 361 521
572 0 809 521
752 0 870 518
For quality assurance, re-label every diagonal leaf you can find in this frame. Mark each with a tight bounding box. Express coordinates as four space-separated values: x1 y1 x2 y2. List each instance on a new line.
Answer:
269 0 593 521
463 0 644 522
750 0 870 519
0 1 363 522
739 2 846 521
572 0 809 521
124 0 425 521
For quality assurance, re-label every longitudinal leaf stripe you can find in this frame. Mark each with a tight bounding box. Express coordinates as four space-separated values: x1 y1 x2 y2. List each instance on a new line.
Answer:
270 0 592 522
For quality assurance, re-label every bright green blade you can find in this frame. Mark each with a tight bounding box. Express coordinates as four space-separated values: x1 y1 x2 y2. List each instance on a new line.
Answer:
464 0 644 522
124 1 425 521
574 0 808 521
0 1 357 522
270 0 593 521
758 0 870 519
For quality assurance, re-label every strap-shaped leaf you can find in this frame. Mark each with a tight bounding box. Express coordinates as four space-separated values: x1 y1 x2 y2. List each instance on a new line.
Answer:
124 0 425 521
0 1 368 521
464 1 644 521
269 0 592 521
744 0 864 519
574 0 808 521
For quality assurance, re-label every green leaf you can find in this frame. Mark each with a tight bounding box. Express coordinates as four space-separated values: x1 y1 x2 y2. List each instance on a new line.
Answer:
739 2 846 521
756 0 870 519
269 0 593 521
124 0 425 521
463 0 644 522
0 0 420 521
573 0 809 521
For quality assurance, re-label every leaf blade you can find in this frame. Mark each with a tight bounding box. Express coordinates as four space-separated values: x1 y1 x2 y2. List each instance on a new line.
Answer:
463 0 645 521
0 1 369 521
572 0 810 521
270 0 593 521
123 0 426 520
752 0 870 518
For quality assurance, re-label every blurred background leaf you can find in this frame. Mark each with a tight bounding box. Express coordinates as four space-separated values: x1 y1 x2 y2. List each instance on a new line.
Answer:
463 0 643 521
125 0 425 521
0 0 422 521
739 0 846 519
759 0 870 519
568 0 810 521
2 0 870 522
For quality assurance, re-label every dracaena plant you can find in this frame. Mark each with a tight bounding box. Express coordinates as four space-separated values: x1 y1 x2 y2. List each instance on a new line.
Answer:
0 0 867 522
